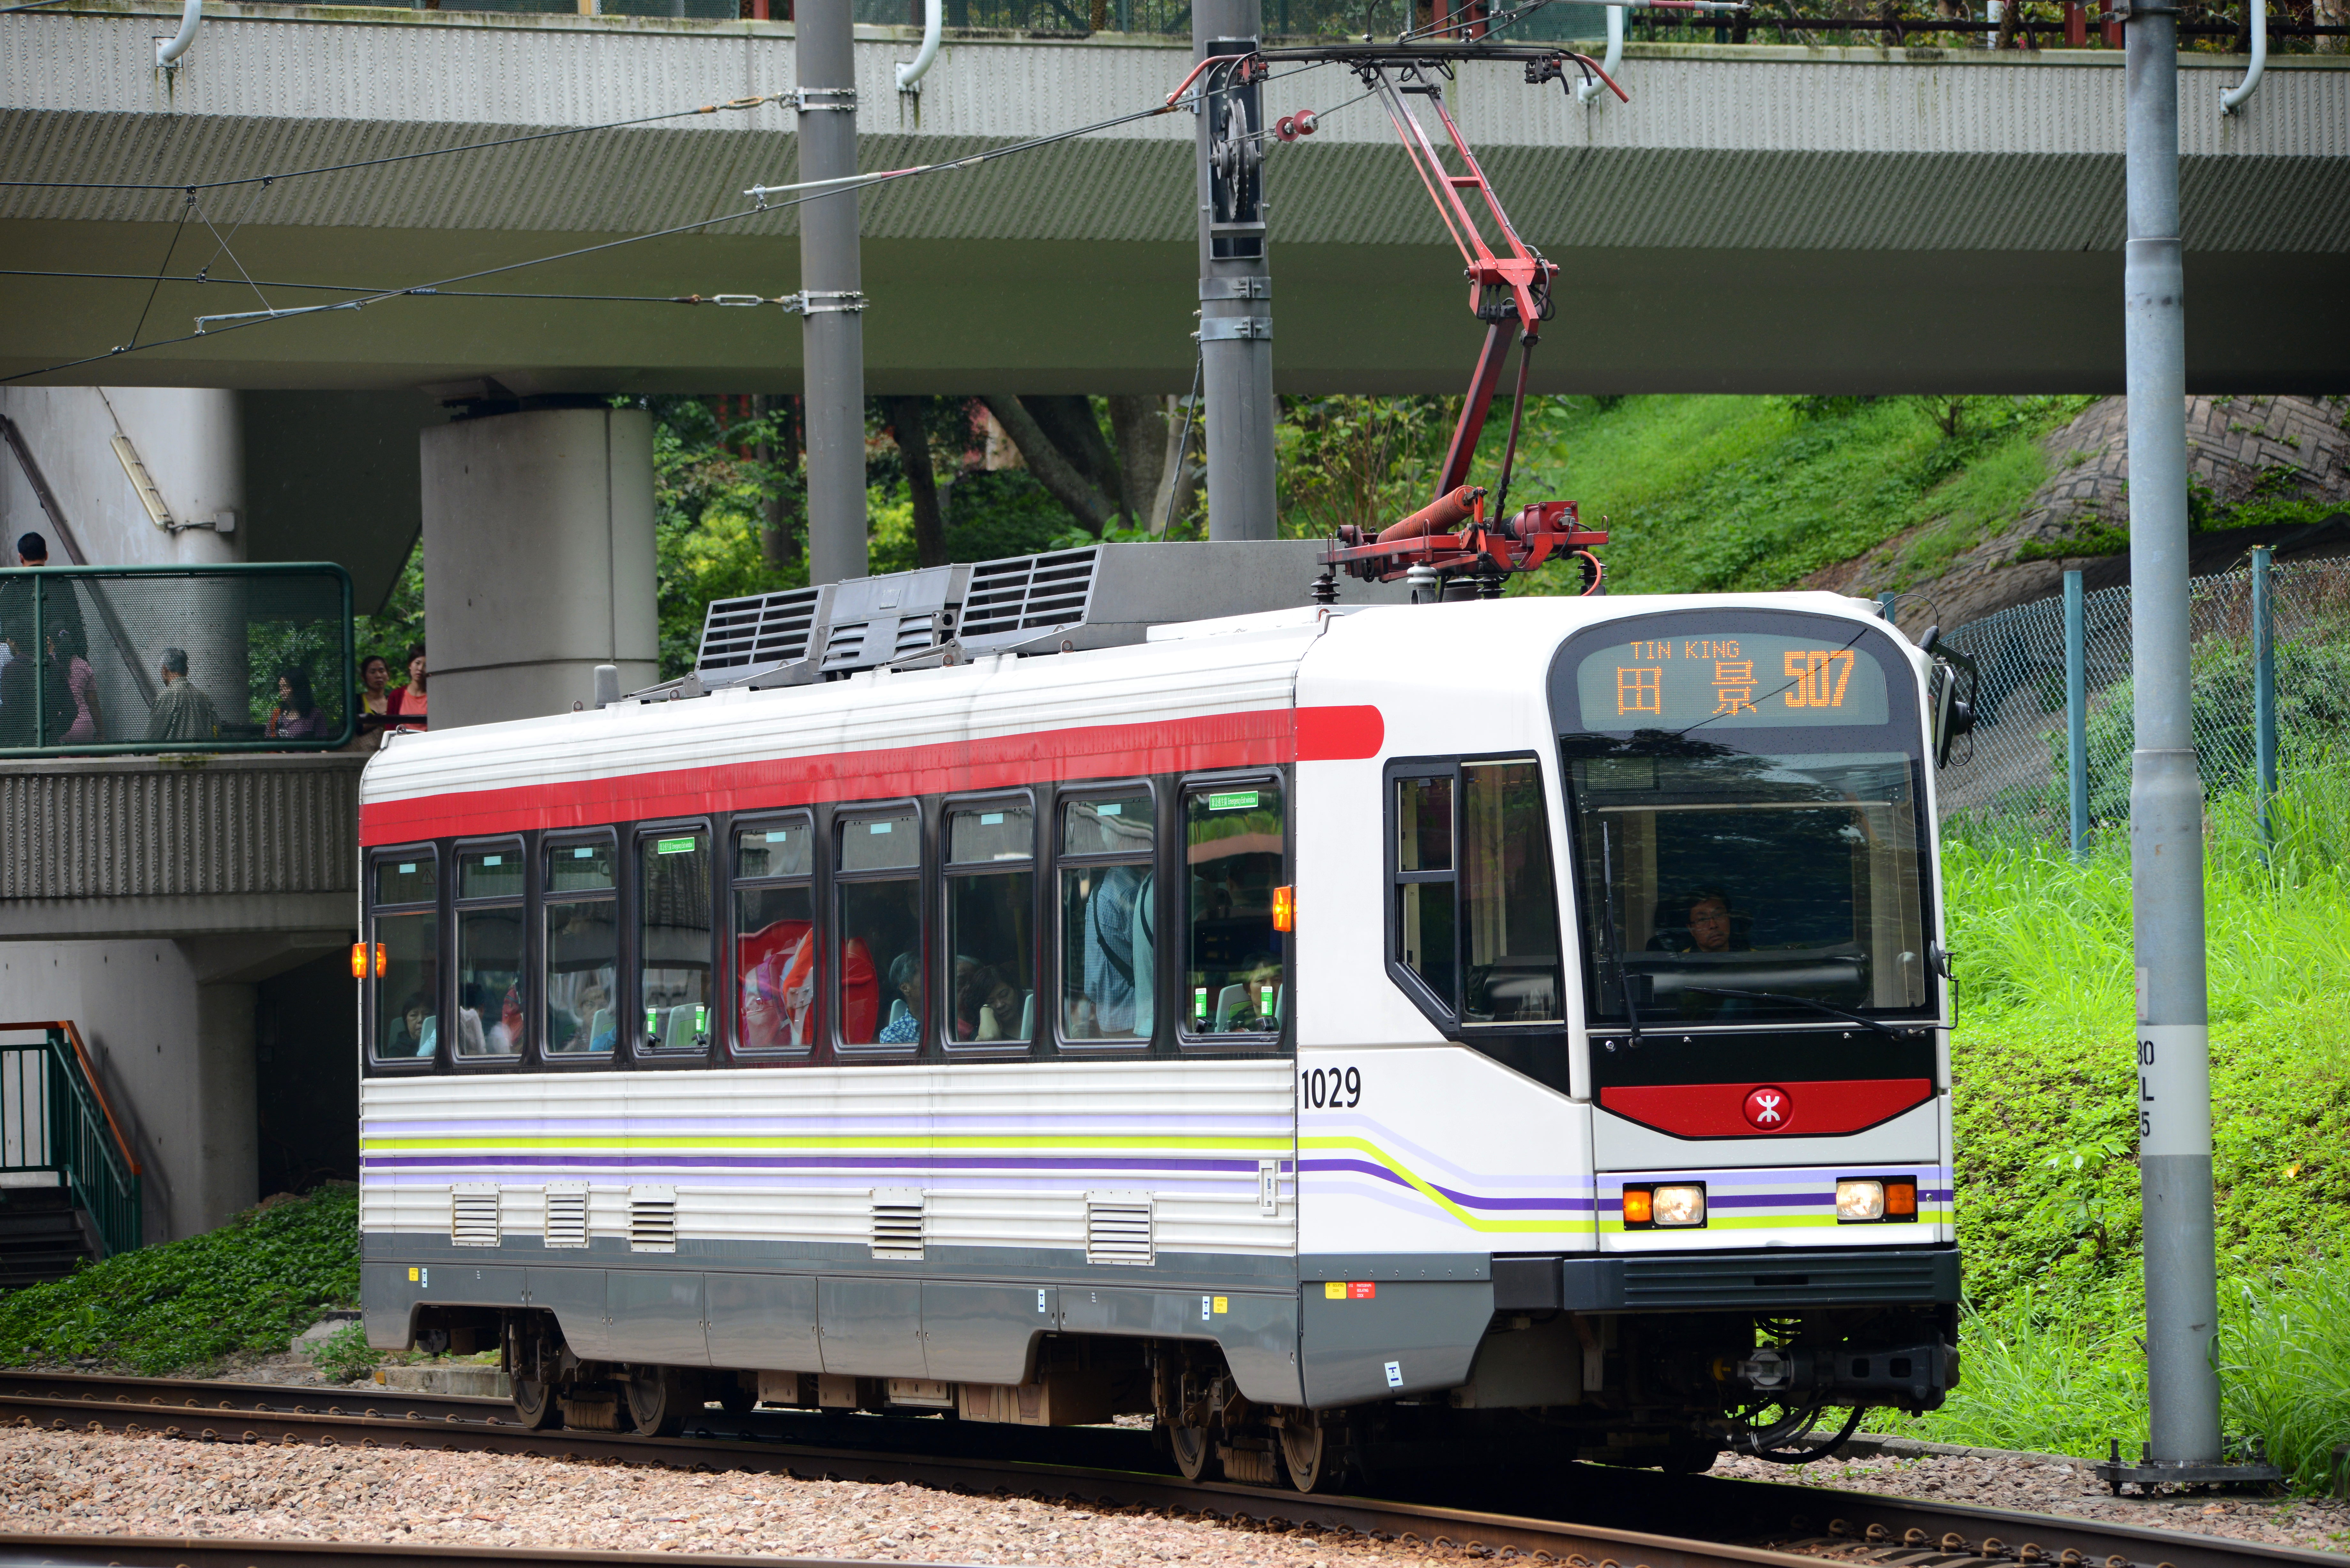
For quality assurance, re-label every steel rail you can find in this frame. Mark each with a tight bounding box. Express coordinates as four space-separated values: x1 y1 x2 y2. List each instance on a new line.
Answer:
0 1536 943 1568
0 1378 2330 1568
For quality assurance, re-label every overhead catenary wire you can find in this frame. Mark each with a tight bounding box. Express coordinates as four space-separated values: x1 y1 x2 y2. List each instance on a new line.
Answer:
0 93 793 193
9 76 1269 385
3 66 1332 385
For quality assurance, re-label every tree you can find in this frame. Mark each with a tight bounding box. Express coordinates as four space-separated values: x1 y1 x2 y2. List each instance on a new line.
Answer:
978 395 1152 535
882 395 947 569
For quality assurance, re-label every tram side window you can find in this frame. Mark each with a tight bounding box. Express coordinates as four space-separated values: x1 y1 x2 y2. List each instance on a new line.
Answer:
454 844 526 1059
1059 791 1155 1045
946 802 1035 1047
370 853 438 1061
1395 775 1458 1005
838 809 922 1048
638 829 713 1053
1389 760 1563 1025
545 838 618 1056
734 817 817 1053
1182 781 1285 1037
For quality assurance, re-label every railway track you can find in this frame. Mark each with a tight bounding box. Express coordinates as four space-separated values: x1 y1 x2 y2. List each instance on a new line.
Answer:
0 1376 2327 1568
0 1536 929 1568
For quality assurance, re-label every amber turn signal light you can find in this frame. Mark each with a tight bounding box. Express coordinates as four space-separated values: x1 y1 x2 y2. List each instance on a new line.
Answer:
351 942 368 979
1272 885 1295 932
1886 1179 1917 1217
1621 1187 1653 1225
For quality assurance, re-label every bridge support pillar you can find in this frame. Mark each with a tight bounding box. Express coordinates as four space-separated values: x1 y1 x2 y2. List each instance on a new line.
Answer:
419 406 658 727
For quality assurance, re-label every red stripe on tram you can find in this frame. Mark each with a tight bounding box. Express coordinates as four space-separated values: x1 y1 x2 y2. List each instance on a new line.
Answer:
1598 1079 1935 1140
359 705 1387 846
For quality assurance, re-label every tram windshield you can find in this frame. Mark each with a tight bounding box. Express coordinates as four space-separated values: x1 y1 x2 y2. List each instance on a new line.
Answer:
1550 614 1935 1027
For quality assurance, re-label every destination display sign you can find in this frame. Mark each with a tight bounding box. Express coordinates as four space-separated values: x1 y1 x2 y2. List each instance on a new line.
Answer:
1573 630 1891 730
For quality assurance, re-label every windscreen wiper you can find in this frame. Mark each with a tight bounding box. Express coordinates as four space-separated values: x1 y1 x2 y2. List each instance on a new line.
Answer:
1682 988 1922 1040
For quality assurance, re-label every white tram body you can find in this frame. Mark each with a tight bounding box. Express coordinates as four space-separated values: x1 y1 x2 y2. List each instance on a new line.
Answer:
358 551 1959 1482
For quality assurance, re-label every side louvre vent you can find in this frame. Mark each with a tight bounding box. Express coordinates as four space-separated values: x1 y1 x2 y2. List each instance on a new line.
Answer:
960 548 1098 645
451 1185 500 1247
1085 1192 1154 1266
543 1183 589 1249
871 1189 925 1262
628 1185 677 1253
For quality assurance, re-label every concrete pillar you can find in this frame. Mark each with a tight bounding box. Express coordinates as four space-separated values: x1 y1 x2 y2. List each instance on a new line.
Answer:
419 407 658 727
189 981 260 1236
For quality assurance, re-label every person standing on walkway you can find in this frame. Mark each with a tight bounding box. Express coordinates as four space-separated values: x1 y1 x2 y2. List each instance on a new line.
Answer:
145 646 221 743
388 642 428 730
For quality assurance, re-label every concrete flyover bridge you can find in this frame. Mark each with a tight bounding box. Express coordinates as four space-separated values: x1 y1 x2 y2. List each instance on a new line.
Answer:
1 4 2345 397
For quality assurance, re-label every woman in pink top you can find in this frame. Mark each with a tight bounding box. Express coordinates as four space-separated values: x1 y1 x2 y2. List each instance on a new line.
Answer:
49 623 101 743
387 642 428 730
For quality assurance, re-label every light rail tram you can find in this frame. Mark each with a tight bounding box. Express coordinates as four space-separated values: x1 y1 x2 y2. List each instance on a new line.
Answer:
356 539 1973 1488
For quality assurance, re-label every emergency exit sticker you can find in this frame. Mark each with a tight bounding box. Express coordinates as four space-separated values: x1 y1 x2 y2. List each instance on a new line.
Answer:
1321 1281 1377 1299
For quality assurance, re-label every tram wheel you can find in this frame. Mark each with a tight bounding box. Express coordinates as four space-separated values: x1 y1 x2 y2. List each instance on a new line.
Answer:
512 1374 561 1431
626 1367 693 1437
1279 1420 1327 1493
1167 1421 1216 1481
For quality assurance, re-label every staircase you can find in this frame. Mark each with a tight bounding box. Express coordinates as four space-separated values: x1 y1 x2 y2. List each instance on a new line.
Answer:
0 1187 100 1287
0 1022 142 1286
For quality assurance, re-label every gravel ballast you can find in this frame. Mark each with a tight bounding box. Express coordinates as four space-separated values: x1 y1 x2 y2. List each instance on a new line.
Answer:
4 1419 2345 1564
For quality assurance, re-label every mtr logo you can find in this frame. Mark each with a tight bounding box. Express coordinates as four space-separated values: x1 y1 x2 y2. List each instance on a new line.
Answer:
1743 1085 1793 1131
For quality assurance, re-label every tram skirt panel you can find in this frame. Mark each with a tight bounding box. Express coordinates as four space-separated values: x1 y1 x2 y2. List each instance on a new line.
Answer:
1300 1280 1495 1406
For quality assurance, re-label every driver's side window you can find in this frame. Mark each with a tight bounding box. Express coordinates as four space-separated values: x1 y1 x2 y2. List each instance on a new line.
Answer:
1387 758 1564 1028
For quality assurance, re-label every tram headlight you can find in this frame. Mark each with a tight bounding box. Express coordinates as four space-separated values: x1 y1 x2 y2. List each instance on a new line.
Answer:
1651 1184 1706 1227
1836 1179 1887 1221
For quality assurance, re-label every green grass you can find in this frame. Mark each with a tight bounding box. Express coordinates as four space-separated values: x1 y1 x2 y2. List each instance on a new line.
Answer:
1883 770 2350 1485
1493 394 2096 598
0 1184 359 1376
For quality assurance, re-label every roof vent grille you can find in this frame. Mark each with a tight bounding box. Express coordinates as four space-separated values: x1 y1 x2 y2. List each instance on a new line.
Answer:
960 548 1098 645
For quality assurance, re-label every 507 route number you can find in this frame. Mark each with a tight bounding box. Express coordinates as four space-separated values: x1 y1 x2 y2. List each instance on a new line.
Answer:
1300 1066 1362 1109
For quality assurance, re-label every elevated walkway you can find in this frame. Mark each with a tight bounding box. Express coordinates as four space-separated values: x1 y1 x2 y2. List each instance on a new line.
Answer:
2 6 2343 393
0 752 362 938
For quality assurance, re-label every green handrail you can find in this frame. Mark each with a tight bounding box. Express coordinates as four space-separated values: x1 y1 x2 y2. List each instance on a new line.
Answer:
0 1021 142 1258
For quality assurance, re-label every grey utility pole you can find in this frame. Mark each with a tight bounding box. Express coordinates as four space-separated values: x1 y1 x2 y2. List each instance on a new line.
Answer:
2122 0 2222 1474
799 0 869 584
1193 0 1277 540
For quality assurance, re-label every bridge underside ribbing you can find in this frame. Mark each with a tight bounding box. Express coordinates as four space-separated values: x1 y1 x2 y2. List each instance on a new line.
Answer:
1 17 2344 394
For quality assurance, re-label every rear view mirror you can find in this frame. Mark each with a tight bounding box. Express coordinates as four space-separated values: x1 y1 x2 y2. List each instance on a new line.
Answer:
1921 629 1978 769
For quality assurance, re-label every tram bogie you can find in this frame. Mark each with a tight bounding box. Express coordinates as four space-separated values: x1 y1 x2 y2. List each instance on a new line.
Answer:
357 548 1966 1485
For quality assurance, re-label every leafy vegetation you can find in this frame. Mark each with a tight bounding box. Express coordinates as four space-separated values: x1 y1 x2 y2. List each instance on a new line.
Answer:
1885 770 2350 1483
310 1319 380 1384
0 1185 360 1376
1494 394 2096 598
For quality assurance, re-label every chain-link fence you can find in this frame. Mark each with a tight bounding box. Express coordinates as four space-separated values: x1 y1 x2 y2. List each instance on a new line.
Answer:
1929 556 2350 845
0 565 355 755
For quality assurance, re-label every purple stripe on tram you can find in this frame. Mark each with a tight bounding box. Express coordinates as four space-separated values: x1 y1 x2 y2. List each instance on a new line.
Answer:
359 1153 1262 1173
1299 1159 1592 1212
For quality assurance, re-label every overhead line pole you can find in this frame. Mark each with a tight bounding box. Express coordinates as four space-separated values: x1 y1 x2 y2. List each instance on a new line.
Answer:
1195 0 1278 540
2117 0 2229 1486
799 0 869 584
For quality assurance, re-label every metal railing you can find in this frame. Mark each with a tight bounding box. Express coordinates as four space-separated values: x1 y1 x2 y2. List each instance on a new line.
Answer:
233 0 2339 48
0 1022 143 1259
0 563 354 759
